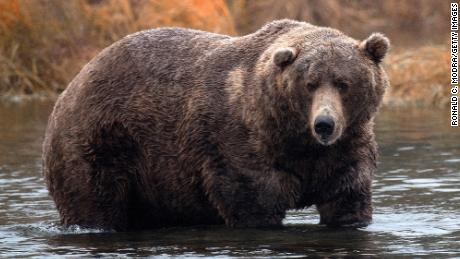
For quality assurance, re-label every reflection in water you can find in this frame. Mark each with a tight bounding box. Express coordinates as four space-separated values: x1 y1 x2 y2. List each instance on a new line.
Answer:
0 100 459 257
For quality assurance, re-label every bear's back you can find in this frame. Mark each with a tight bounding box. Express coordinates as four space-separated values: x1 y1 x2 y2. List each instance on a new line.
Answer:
60 20 317 108
123 28 232 85
48 28 231 130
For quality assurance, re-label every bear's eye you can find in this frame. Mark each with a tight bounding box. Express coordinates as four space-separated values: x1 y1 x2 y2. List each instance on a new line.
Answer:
336 81 349 92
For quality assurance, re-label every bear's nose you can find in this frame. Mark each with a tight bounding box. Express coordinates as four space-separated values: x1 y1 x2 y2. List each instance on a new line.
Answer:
314 116 335 139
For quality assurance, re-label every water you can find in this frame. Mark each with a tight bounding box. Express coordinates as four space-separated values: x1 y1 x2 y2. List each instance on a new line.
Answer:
0 100 459 257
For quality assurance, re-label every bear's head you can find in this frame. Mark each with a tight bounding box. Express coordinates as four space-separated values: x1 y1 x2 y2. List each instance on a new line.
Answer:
249 30 390 147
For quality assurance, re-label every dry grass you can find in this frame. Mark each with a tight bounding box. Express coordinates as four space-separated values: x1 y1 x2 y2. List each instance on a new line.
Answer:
383 46 449 107
0 0 234 98
0 0 451 107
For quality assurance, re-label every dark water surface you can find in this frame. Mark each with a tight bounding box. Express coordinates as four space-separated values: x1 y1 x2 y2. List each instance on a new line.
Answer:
0 100 459 257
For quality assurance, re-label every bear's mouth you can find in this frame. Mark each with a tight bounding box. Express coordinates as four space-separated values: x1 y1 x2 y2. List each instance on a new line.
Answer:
315 133 339 146
318 136 331 145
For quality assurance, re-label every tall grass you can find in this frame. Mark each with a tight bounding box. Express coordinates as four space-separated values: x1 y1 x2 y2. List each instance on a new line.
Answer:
384 46 449 107
1 1 97 96
0 0 234 97
0 0 451 107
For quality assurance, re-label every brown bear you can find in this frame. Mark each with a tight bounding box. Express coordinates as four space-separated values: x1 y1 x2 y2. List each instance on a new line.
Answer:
42 19 390 231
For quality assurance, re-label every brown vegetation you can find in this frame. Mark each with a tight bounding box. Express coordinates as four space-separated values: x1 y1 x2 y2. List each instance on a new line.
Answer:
0 0 451 107
383 46 449 107
0 0 234 97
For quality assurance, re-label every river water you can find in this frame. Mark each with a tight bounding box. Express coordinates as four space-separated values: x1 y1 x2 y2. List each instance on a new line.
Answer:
0 100 459 257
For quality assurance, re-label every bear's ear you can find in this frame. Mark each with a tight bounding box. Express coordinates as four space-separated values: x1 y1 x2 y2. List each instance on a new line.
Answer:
273 47 298 67
360 33 390 64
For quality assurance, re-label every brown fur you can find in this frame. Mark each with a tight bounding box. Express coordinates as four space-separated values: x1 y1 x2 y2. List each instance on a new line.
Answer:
42 19 390 231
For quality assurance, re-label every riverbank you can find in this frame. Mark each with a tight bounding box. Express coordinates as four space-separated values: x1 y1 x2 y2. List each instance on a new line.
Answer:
383 46 449 107
0 0 449 107
0 0 234 97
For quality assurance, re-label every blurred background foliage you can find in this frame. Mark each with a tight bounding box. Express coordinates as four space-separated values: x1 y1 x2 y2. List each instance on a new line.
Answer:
0 0 450 107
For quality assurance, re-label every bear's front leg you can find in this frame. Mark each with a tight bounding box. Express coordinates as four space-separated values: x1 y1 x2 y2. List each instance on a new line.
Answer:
316 160 374 228
202 161 299 228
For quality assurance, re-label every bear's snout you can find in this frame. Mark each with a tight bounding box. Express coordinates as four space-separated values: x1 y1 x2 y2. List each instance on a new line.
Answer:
310 84 345 146
314 115 335 140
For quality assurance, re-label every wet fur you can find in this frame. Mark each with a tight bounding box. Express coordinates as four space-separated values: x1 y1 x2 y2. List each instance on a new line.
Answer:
42 19 389 231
